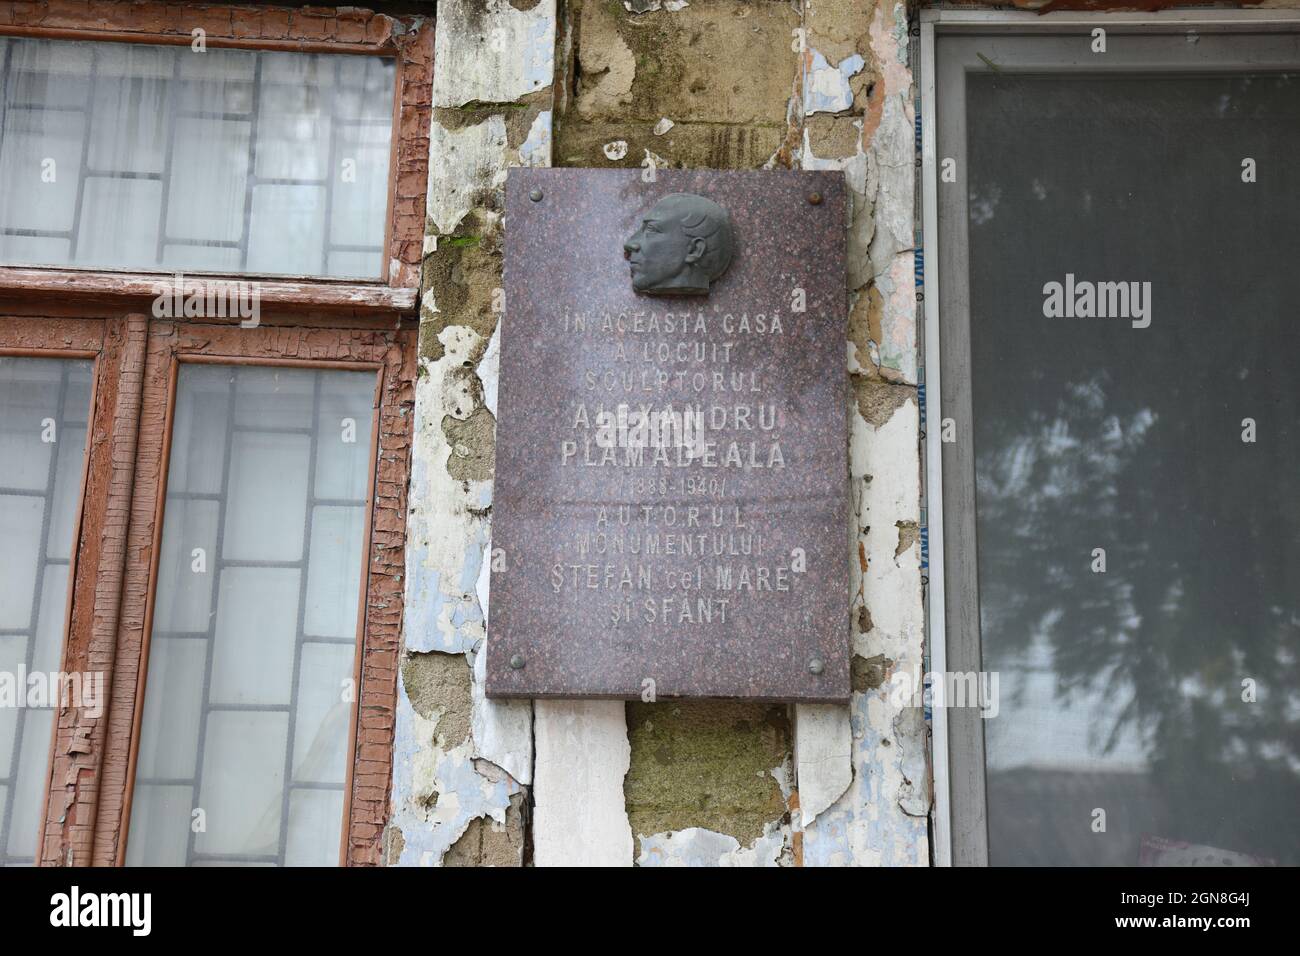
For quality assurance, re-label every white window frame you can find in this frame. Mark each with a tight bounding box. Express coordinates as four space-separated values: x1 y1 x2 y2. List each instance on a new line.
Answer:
919 6 1300 867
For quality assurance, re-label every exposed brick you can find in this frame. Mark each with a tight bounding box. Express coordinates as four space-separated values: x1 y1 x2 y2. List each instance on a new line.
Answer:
366 13 391 46
396 168 425 200
41 0 92 30
230 7 260 39
189 4 233 38
405 82 431 108
162 2 192 35
403 28 434 66
9 3 39 26
399 108 427 142
336 9 368 44
353 845 380 865
293 12 333 41
393 214 422 239
87 1 119 29
259 7 291 39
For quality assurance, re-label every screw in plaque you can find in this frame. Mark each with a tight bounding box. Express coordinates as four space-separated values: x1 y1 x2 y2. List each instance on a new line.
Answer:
509 654 526 670
529 187 543 203
807 192 823 206
808 657 825 676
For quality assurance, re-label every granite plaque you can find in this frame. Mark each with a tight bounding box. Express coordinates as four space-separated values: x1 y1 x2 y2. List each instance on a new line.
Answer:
486 169 850 701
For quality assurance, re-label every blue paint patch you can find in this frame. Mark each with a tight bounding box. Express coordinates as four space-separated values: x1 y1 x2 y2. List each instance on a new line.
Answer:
804 51 866 116
388 681 520 867
802 694 929 865
524 17 555 93
518 109 552 167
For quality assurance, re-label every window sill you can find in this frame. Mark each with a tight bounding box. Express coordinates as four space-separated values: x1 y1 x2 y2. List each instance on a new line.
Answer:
0 267 418 315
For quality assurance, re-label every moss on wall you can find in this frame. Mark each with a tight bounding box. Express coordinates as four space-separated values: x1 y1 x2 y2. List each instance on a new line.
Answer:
624 701 792 849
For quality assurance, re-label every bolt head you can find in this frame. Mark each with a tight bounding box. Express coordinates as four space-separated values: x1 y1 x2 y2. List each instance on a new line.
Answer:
808 657 825 676
509 653 526 670
529 188 544 203
808 192 823 206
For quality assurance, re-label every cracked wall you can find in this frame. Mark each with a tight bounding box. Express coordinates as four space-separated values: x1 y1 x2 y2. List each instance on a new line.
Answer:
387 0 555 867
796 0 929 866
394 0 928 867
556 0 801 170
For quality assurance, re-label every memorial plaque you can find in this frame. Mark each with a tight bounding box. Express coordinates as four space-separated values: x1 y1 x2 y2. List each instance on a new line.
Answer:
486 169 850 701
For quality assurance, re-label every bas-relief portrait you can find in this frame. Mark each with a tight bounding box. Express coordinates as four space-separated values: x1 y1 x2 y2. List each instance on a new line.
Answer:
623 193 735 296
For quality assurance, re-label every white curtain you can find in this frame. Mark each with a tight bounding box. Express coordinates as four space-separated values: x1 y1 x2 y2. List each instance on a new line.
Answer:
0 37 394 279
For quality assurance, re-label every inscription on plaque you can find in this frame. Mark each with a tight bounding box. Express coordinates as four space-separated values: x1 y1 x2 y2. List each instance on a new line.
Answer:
486 169 850 701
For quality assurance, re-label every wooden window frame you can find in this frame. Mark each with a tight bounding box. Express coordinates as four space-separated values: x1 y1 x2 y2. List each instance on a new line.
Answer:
0 2 430 867
0 319 103 867
0 1 433 307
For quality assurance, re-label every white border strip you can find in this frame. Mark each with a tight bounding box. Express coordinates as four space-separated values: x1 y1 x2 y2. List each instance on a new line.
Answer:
918 12 949 869
919 3 1300 867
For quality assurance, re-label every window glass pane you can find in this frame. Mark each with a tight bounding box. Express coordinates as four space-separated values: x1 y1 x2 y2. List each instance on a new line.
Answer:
130 364 376 866
0 37 395 279
965 72 1300 865
0 355 93 865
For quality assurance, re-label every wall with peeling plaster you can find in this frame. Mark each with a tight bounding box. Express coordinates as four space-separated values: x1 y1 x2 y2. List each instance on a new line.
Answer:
387 0 555 867
391 0 929 867
386 0 1300 868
